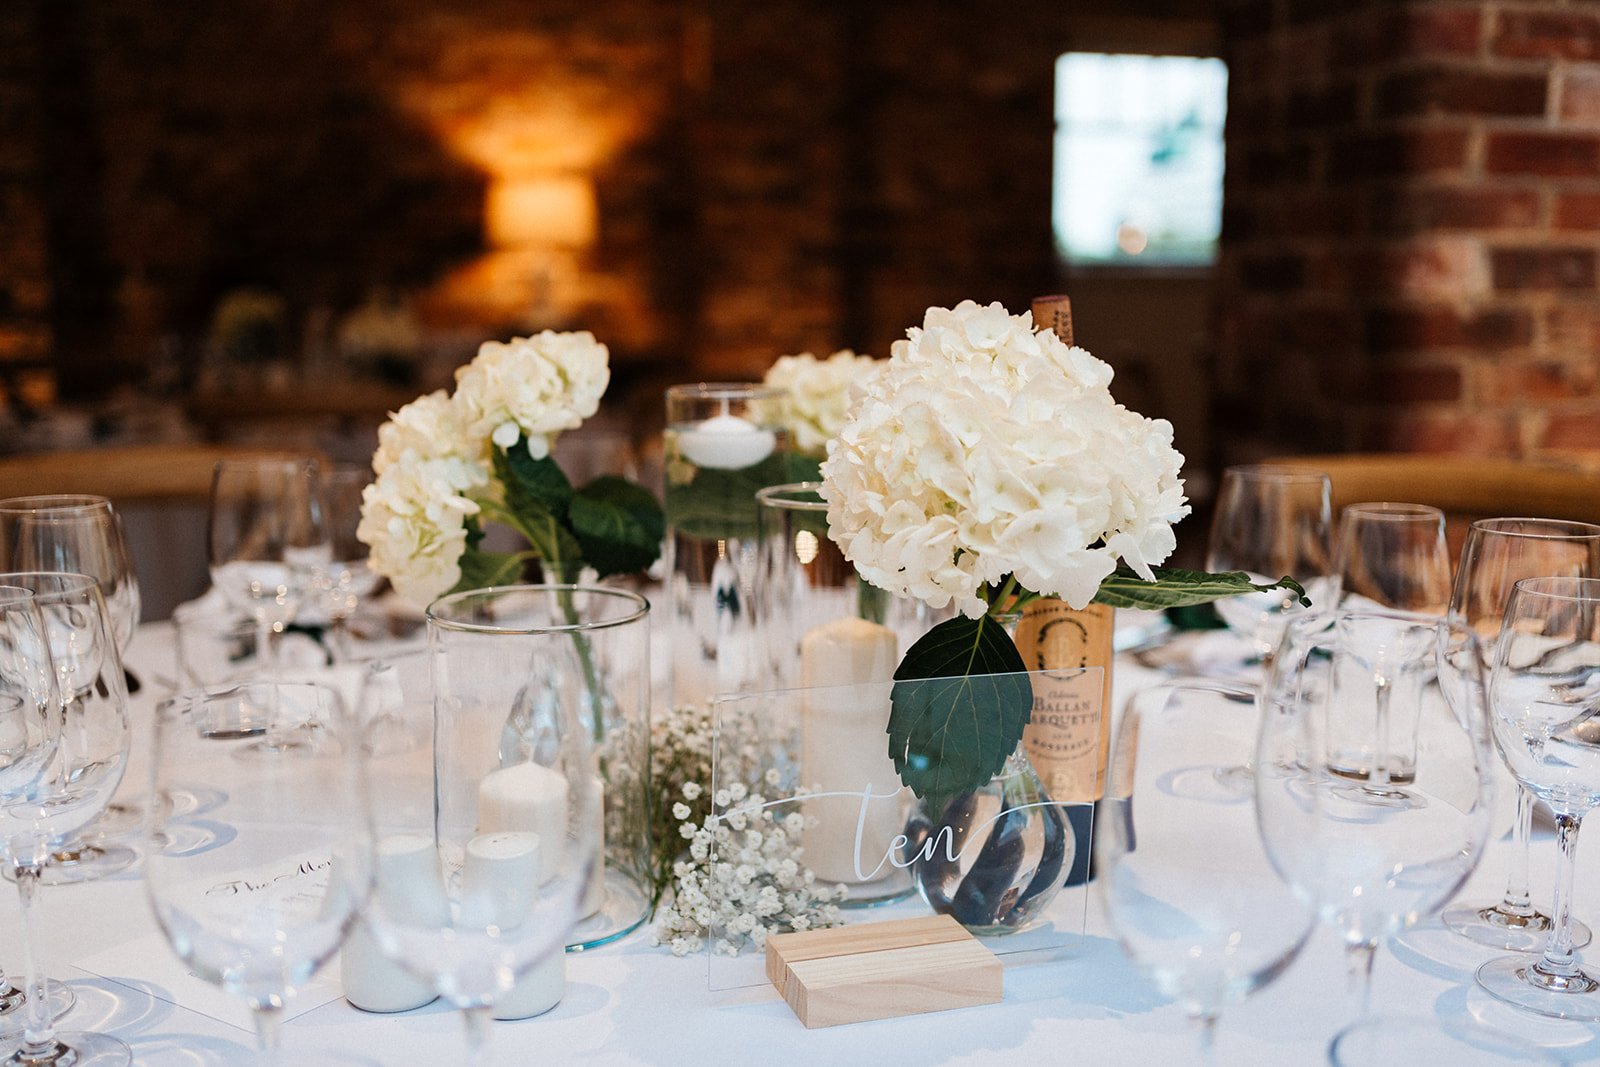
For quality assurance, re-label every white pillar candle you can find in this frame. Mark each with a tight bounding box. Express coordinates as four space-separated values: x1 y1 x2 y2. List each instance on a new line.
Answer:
478 762 569 884
460 831 565 1021
799 616 901 886
341 834 447 1013
675 414 776 470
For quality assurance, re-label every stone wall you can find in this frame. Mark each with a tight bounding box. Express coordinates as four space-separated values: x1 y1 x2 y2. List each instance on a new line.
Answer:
1217 0 1600 459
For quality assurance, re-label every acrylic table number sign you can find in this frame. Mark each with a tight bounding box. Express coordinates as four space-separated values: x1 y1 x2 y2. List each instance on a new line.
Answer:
702 669 1098 995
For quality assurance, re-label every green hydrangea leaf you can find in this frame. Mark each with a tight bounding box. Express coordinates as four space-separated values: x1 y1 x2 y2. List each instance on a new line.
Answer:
1092 564 1308 610
569 476 667 578
888 615 1033 802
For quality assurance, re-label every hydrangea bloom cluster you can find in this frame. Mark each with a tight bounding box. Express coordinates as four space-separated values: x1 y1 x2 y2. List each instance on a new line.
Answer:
762 349 880 458
820 300 1190 618
651 777 844 958
357 331 610 605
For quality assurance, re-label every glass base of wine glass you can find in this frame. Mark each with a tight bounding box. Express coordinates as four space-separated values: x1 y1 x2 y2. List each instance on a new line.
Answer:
1444 901 1594 952
1477 954 1600 1022
0 844 139 887
1 1030 130 1066
0 980 74 1037
1330 1012 1563 1065
1212 762 1255 792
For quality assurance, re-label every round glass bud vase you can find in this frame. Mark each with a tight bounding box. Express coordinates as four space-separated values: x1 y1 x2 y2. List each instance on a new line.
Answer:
901 613 1071 933
428 584 652 952
903 742 1072 935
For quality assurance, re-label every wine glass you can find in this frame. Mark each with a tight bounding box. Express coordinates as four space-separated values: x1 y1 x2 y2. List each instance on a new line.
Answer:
1476 576 1600 1020
0 572 132 1066
1206 465 1334 668
360 586 604 1061
1095 679 1314 1054
1256 609 1496 1052
207 458 329 677
315 464 381 662
144 680 374 1059
1441 518 1600 952
0 585 73 1041
0 496 143 881
0 496 140 651
1329 503 1452 614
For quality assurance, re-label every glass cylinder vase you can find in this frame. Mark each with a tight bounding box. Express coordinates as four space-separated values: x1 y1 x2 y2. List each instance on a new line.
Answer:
753 482 953 907
663 383 797 711
428 584 650 952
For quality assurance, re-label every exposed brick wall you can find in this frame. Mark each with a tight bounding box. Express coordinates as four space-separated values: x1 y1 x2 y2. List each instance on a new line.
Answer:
0 0 1104 399
0 3 53 405
1217 0 1600 459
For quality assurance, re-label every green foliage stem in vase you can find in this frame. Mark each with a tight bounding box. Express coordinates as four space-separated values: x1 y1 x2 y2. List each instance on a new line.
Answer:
818 300 1309 802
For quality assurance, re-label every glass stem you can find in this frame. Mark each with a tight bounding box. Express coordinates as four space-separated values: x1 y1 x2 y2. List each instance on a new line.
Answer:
1537 812 1585 981
1194 1011 1219 1065
251 1003 284 1065
1499 788 1537 918
255 612 277 676
461 1004 493 1066
13 862 61 1062
1345 939 1376 1019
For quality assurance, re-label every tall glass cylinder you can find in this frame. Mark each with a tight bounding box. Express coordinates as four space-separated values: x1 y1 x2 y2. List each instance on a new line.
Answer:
754 483 948 906
428 584 649 952
663 383 793 710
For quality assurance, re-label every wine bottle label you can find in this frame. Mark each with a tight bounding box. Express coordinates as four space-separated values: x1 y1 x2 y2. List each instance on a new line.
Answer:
1016 599 1114 804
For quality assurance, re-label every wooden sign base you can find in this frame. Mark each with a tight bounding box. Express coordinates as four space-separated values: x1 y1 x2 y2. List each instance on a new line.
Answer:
764 915 1003 1028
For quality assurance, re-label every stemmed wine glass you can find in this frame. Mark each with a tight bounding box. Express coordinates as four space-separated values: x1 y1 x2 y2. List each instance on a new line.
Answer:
1096 679 1314 1056
0 496 142 882
144 680 373 1060
1476 576 1600 1020
0 586 68 1041
1329 503 1453 615
1203 465 1332 788
1256 609 1496 1052
207 458 329 678
360 586 605 1062
1441 518 1600 953
315 464 381 662
0 572 132 1066
1206 464 1333 669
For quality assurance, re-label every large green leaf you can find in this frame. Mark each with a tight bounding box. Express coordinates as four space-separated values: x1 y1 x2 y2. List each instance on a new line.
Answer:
453 546 526 592
1092 564 1308 610
496 445 573 521
569 476 667 578
888 615 1033 802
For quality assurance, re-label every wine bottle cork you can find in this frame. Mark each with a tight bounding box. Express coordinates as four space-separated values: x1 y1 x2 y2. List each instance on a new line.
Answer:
1030 294 1075 346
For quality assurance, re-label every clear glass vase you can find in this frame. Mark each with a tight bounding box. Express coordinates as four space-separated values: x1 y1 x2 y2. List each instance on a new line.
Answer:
903 741 1072 935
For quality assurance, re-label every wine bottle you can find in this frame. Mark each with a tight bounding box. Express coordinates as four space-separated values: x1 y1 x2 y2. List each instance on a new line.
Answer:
1016 294 1117 886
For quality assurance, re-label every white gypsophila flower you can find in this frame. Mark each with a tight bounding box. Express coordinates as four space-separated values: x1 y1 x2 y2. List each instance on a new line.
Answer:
357 453 489 605
762 349 881 457
451 331 610 462
820 300 1190 616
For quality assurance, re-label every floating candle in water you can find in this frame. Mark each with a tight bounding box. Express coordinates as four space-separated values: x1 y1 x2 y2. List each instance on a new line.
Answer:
675 413 776 470
799 616 902 886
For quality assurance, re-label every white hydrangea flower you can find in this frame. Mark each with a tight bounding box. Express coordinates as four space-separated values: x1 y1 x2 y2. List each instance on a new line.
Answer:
372 390 465 475
357 453 489 606
452 331 610 461
820 300 1189 617
762 349 881 457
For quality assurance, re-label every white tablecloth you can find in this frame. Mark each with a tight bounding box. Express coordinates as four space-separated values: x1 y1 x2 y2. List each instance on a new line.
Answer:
3 623 1598 1065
